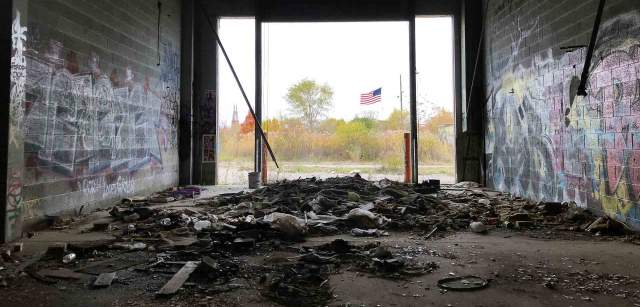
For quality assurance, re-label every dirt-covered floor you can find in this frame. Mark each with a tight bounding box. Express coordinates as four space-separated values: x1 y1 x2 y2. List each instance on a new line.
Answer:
1 179 639 307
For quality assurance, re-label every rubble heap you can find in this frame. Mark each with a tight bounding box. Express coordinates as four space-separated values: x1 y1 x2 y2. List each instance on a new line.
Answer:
0 175 637 306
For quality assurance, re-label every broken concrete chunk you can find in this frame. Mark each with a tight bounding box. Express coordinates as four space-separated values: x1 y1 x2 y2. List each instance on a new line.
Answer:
346 208 385 229
350 228 389 237
469 221 487 233
110 242 147 251
263 212 307 239
193 220 212 231
93 272 116 287
347 191 360 201
123 213 140 222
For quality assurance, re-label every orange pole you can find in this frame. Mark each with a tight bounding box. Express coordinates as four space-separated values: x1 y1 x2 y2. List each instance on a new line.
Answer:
262 133 268 184
404 132 411 183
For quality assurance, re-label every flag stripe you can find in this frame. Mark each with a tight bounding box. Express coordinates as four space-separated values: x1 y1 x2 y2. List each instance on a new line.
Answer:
359 87 382 105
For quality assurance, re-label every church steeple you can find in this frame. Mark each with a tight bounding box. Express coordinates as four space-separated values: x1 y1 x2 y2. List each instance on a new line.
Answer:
231 104 239 127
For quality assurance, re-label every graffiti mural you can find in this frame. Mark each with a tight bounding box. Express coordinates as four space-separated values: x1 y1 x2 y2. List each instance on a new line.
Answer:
23 46 177 178
15 18 180 222
486 7 640 227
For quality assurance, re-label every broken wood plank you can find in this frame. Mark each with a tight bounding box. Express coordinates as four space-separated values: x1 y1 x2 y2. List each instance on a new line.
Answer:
93 272 116 287
38 268 84 280
157 261 198 296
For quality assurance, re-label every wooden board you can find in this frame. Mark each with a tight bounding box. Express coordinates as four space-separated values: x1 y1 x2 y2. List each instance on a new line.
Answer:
157 261 199 296
38 268 84 280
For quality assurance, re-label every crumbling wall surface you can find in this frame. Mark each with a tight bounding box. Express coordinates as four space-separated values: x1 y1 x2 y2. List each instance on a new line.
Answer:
484 0 640 228
8 0 181 236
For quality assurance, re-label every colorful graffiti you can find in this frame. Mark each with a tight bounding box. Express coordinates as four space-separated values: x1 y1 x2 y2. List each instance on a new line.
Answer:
486 9 640 226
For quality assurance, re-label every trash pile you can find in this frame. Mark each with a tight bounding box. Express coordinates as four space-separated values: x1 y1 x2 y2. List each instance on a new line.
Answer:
1 175 637 306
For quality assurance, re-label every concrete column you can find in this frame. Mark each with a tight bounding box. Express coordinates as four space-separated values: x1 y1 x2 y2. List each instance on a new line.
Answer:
3 0 27 242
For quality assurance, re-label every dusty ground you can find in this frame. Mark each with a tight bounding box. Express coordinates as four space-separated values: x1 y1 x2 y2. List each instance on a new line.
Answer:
1 185 639 307
2 231 639 306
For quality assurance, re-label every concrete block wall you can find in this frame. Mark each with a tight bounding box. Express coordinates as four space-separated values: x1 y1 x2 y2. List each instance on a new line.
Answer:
484 0 640 228
7 0 181 239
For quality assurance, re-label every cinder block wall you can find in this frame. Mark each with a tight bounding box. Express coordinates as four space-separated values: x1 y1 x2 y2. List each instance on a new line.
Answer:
484 0 640 228
9 0 180 234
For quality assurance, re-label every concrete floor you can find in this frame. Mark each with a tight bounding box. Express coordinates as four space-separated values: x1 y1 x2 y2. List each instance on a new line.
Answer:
2 186 640 307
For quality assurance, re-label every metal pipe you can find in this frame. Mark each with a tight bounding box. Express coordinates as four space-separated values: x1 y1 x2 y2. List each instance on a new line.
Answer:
262 135 268 184
577 0 606 96
196 0 279 168
404 132 411 183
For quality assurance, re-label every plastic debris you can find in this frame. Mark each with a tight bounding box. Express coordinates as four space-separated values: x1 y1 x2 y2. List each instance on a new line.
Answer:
62 253 76 264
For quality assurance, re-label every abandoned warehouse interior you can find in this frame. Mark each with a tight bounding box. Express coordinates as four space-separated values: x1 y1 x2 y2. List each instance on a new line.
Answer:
2 0 640 306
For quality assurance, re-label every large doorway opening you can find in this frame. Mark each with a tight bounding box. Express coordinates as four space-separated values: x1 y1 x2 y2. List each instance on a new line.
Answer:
217 18 255 185
216 17 456 184
262 21 410 182
416 16 455 183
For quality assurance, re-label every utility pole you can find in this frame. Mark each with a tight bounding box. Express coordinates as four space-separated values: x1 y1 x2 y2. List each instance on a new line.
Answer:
399 74 403 114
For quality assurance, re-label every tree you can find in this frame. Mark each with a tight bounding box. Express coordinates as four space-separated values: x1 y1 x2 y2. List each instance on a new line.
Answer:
285 79 333 128
240 112 255 134
384 109 409 131
423 107 454 131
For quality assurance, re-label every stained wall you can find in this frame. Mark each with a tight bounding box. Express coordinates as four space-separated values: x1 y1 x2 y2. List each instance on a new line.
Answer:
485 0 640 228
7 0 181 240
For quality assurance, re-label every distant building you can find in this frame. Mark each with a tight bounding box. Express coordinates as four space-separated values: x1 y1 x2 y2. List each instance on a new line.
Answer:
231 104 239 127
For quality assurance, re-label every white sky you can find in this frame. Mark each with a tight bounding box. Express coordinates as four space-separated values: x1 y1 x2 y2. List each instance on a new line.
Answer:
218 17 454 127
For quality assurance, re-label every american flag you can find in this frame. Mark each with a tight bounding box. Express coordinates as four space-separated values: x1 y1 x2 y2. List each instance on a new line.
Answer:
360 87 382 105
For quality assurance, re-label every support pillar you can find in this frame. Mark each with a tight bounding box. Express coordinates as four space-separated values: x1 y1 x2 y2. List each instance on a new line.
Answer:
408 0 418 184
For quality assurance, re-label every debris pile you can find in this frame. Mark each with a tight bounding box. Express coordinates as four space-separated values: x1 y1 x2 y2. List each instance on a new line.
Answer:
1 175 637 306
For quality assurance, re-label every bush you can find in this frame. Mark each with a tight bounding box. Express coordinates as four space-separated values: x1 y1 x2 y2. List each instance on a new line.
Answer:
219 108 454 165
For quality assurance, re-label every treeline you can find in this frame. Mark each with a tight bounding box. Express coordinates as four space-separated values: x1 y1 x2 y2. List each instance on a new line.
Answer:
220 108 454 170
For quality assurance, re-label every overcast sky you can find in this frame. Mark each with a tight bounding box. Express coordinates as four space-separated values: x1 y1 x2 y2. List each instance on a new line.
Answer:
218 17 454 127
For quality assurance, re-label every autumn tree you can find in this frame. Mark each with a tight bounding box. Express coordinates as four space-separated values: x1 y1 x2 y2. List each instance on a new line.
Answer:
240 112 255 134
285 79 333 128
423 107 454 131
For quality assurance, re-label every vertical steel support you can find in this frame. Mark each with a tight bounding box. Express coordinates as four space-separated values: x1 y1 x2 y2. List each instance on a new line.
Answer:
254 6 263 173
408 1 418 184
